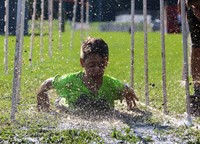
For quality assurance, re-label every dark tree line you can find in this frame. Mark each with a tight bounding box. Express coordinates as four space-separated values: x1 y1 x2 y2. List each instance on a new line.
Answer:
27 0 164 22
0 0 177 34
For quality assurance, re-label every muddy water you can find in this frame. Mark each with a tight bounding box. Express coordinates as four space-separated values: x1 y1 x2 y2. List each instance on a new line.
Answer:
20 103 198 143
55 107 193 143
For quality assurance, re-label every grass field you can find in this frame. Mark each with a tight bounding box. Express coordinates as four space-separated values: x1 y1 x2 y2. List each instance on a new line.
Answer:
0 22 187 114
0 22 199 142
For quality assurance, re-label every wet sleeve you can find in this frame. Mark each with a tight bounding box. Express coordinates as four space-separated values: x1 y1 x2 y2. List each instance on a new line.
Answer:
104 75 125 100
52 75 68 96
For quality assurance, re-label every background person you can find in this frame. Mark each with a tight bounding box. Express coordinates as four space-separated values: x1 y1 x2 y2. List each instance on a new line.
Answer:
178 0 200 96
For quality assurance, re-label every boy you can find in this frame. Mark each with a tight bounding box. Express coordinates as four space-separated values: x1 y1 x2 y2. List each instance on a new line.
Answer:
178 0 200 96
37 37 138 113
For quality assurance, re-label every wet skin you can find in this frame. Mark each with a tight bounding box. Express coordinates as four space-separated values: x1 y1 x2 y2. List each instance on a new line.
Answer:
190 2 200 21
80 54 108 93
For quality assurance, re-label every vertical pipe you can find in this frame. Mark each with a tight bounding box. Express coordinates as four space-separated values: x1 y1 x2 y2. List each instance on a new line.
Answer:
86 0 89 37
4 0 9 75
40 0 44 62
80 0 84 40
58 0 63 50
181 0 192 125
88 0 92 22
160 0 168 114
98 0 102 21
70 0 78 50
130 0 135 88
143 0 149 106
61 1 65 32
10 0 25 122
48 0 53 57
29 0 37 66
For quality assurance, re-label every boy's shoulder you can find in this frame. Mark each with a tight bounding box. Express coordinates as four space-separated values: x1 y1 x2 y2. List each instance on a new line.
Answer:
103 74 123 85
103 74 120 81
102 75 125 93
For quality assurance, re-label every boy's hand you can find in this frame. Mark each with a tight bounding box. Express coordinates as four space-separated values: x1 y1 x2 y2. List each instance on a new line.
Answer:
123 86 139 110
37 92 50 112
36 78 53 112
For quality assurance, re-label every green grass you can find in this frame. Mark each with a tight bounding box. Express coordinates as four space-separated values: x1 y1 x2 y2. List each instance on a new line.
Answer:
0 20 199 142
0 22 190 117
111 127 153 143
0 21 197 142
0 126 103 143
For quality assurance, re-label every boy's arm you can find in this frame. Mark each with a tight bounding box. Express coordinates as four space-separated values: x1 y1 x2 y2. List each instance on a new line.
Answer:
122 85 138 110
37 78 54 112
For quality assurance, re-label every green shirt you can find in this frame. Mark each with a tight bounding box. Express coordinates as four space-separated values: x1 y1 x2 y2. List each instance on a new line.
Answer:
52 71 125 109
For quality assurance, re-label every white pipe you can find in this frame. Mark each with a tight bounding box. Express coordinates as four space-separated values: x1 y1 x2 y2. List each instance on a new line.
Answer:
4 0 9 75
58 0 63 50
10 0 25 122
70 0 78 50
86 0 89 37
40 0 44 62
160 0 168 114
130 0 135 88
181 0 192 125
29 0 37 66
143 0 149 106
48 0 53 57
80 0 84 40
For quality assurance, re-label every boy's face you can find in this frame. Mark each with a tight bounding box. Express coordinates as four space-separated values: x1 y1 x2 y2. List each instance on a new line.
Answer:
80 54 108 79
190 1 200 20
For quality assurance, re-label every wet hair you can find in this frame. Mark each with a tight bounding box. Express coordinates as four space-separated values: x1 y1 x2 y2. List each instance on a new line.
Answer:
80 37 109 60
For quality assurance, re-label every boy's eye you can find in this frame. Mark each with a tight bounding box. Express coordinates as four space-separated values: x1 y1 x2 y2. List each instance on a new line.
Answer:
88 63 105 68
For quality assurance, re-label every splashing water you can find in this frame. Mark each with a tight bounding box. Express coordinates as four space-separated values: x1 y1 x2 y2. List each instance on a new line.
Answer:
16 102 199 143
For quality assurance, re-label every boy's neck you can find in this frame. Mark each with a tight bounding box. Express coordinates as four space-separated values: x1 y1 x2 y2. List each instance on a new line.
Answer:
83 74 103 93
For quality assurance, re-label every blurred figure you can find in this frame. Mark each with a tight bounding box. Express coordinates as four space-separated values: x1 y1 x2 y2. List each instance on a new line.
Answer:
178 0 200 96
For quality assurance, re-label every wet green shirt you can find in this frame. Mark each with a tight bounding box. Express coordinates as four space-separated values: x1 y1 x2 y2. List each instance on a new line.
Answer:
52 71 125 109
